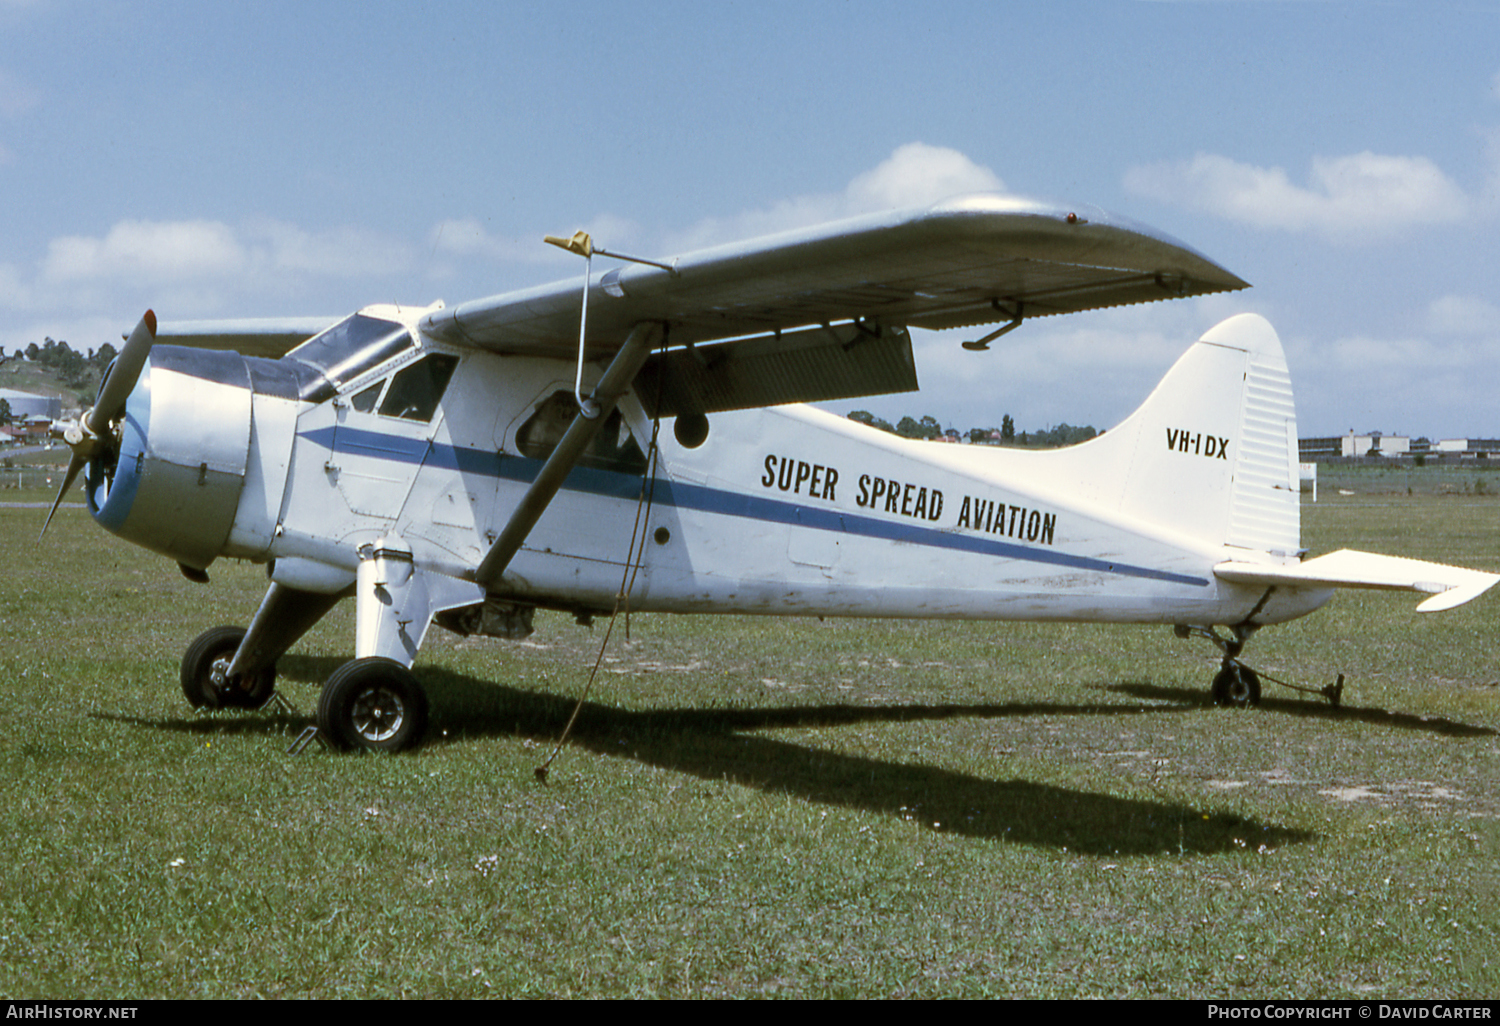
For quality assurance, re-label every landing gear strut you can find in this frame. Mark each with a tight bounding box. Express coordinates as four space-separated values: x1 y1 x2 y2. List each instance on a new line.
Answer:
1176 623 1262 708
1175 624 1345 707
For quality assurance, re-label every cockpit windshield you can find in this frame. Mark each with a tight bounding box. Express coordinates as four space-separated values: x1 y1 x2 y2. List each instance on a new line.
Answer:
287 314 415 400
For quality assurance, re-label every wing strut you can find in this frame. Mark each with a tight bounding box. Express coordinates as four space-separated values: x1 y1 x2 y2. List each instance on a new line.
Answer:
474 321 664 591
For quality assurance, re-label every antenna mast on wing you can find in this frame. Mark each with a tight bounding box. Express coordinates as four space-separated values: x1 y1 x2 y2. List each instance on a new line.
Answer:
544 230 676 419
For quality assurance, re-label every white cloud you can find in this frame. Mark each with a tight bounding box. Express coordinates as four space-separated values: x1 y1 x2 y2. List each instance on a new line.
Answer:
665 143 1008 253
246 218 410 278
845 143 1007 212
429 218 541 263
43 220 246 283
0 216 416 327
846 296 1265 434
427 144 1010 274
1424 294 1500 336
1123 151 1469 243
425 212 650 280
1282 323 1500 437
39 218 412 288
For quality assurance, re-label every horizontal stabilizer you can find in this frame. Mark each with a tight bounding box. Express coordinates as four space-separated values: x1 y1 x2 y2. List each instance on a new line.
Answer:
1215 550 1500 613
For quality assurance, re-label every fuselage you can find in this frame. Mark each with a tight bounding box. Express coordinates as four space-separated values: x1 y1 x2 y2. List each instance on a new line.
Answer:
85 307 1333 633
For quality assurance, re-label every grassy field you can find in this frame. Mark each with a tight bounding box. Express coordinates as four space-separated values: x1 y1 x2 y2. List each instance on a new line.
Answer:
1 465 1497 998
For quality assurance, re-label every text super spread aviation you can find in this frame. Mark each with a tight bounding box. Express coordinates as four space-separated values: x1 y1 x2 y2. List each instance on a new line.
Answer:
43 193 1499 751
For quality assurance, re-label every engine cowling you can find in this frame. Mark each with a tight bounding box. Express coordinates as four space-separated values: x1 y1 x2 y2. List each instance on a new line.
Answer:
87 347 253 572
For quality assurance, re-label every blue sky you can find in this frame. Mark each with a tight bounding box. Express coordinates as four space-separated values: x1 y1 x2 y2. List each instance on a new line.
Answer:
3 0 1498 437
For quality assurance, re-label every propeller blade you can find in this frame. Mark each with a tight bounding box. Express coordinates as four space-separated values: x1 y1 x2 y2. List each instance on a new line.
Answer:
39 453 86 540
41 310 155 540
87 309 156 436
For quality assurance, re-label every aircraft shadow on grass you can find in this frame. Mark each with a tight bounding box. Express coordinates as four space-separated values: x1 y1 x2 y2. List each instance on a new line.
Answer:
1106 682 1497 738
94 655 1326 857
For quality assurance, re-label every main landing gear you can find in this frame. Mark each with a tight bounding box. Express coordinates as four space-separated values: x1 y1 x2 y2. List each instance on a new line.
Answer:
1175 624 1345 708
179 625 431 753
316 657 429 753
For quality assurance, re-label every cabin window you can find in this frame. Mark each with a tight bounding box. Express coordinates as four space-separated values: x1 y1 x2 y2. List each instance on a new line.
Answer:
516 391 647 474
377 354 459 422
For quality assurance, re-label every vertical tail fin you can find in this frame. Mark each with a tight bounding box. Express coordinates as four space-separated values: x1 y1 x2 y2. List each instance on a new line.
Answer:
1039 313 1300 556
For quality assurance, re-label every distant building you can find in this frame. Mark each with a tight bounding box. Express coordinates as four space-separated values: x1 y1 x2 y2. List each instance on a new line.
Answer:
0 388 63 422
1433 439 1500 458
13 415 52 442
1363 434 1409 457
1300 433 1497 461
1298 436 1342 460
1298 433 1410 458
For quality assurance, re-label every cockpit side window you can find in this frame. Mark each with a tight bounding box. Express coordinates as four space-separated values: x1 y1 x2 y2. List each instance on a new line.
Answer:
378 354 459 422
350 381 383 413
516 391 647 474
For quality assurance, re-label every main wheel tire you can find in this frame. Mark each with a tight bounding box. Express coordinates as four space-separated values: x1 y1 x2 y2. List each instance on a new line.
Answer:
317 658 429 753
180 625 276 710
1212 662 1261 708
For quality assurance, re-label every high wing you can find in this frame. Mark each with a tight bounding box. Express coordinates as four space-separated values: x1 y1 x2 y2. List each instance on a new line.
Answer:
152 317 342 358
421 193 1248 358
146 193 1246 381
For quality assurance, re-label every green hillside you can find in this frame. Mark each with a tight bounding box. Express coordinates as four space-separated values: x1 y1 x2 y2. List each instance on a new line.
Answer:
1 339 113 414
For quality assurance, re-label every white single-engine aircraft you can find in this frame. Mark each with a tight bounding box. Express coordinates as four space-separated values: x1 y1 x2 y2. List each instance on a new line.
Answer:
45 193 1498 752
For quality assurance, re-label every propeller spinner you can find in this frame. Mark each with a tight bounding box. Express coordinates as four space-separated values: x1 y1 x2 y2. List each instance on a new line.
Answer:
41 310 156 537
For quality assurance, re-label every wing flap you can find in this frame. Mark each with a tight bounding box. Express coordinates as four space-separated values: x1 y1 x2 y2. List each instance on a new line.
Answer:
634 322 918 417
1215 550 1500 612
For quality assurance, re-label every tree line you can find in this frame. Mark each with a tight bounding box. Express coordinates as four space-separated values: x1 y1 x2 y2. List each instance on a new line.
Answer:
1 338 117 407
847 410 1098 448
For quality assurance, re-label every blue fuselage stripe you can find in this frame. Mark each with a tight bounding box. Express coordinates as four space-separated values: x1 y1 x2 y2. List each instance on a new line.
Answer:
306 425 1209 587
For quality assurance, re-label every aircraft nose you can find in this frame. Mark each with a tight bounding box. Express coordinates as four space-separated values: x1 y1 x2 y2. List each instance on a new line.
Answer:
87 345 254 572
41 310 156 538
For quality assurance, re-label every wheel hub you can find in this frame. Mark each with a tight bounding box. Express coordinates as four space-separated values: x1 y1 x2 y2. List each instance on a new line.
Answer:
208 656 232 698
350 687 405 742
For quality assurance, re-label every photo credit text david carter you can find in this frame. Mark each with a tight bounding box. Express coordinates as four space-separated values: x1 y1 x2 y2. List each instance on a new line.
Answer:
1209 1007 1492 1020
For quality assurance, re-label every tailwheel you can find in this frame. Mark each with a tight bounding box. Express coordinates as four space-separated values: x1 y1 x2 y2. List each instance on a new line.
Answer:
181 625 276 710
1212 660 1261 708
317 657 429 753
